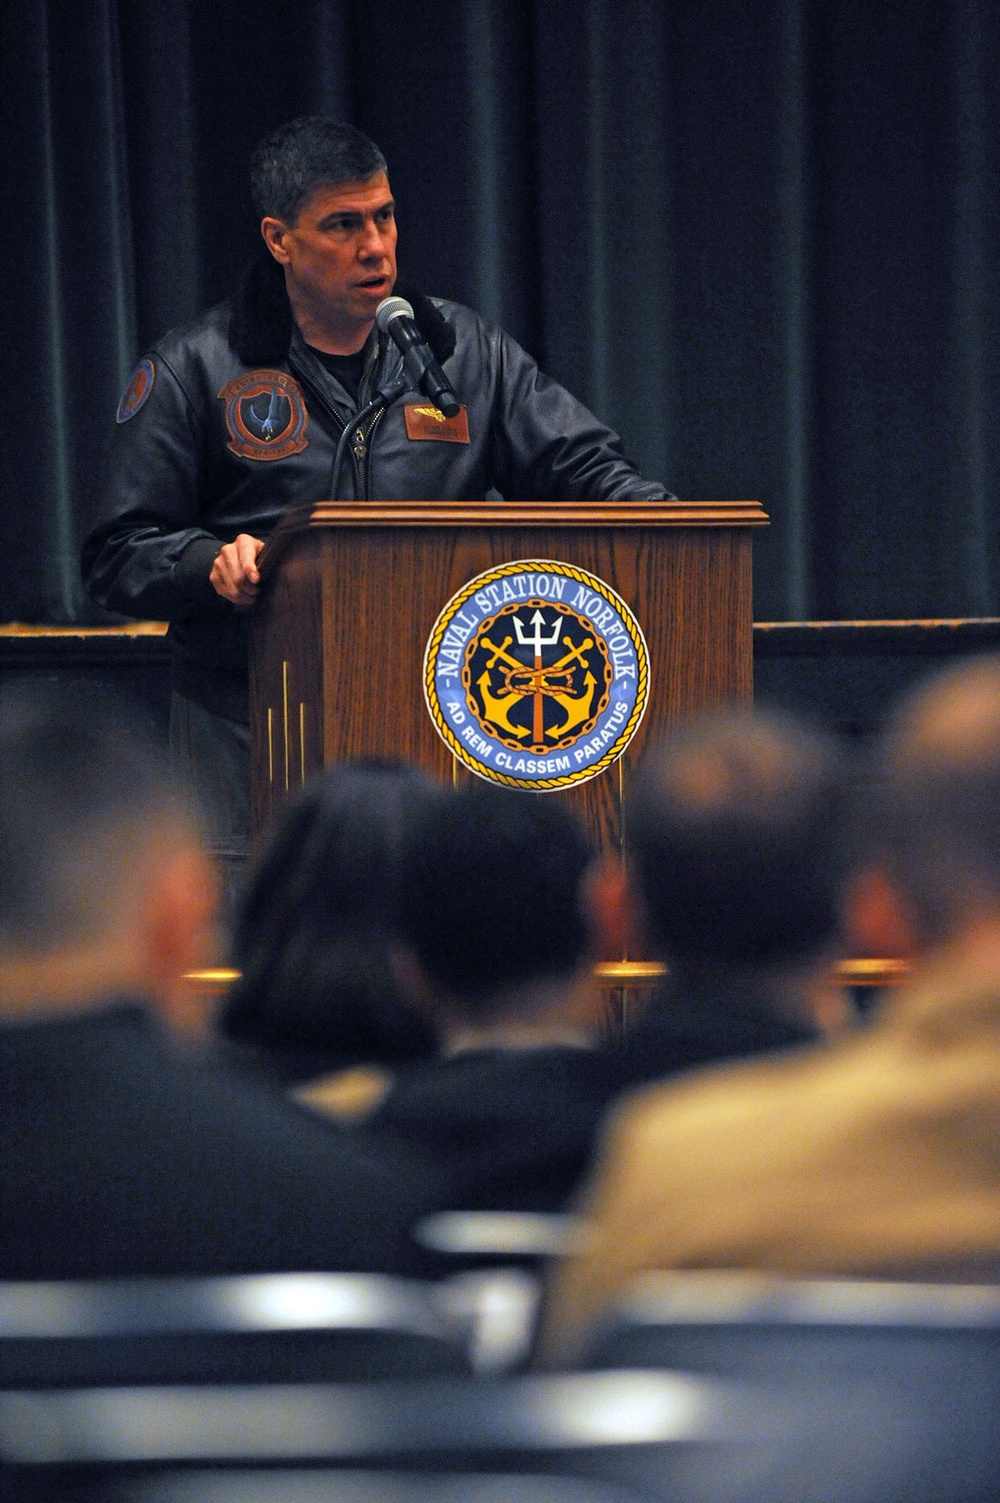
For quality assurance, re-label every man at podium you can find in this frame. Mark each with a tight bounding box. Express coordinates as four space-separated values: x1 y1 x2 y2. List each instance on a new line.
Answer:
82 116 671 879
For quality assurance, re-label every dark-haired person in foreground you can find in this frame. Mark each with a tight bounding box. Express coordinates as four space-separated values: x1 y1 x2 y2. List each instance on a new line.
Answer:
218 760 442 1113
542 663 1000 1362
81 116 670 886
617 707 855 1088
0 695 437 1279
365 781 620 1213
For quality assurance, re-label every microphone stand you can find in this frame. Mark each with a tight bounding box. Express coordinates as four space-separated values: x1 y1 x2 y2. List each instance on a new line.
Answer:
328 374 408 501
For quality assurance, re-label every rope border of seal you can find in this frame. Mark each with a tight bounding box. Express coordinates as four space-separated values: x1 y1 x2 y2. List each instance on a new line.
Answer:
423 558 650 790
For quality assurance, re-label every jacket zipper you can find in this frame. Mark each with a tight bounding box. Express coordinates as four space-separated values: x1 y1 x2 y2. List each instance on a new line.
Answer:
290 348 396 500
354 405 387 500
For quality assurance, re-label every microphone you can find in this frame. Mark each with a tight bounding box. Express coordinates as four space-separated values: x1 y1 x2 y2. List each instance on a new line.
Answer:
375 296 461 419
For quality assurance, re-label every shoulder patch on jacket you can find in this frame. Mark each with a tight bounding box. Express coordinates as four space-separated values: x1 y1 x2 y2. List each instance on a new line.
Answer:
218 369 309 461
116 359 155 423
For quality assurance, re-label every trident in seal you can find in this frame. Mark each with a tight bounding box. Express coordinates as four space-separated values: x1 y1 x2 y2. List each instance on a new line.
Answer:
513 610 562 655
514 609 562 745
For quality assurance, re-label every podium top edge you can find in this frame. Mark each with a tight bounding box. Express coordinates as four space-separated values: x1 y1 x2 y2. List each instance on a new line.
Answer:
276 500 769 530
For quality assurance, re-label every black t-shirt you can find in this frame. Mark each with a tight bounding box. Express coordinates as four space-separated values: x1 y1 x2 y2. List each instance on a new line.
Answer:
310 346 366 404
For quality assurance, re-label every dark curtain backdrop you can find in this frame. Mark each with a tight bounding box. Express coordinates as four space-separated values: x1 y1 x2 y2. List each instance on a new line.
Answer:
3 0 999 625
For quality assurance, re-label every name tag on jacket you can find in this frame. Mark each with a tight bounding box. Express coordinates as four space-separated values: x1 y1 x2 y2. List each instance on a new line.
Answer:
404 404 470 443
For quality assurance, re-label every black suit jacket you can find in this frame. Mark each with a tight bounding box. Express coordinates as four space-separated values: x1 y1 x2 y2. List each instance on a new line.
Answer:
369 1045 622 1214
367 985 819 1218
0 1002 436 1278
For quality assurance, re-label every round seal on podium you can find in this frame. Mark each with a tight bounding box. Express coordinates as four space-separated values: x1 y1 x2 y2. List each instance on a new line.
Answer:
424 559 649 790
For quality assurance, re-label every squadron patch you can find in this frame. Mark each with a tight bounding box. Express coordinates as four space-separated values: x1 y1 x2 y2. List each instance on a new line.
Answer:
424 560 649 790
116 358 155 423
218 369 309 461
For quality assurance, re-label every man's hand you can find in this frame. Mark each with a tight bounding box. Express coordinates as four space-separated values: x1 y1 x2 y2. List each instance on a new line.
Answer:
210 534 265 608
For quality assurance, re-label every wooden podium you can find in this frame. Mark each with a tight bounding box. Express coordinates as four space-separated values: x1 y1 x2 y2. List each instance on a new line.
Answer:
249 500 768 856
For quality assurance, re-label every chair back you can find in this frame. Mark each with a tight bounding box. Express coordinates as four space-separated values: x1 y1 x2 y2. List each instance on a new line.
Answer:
0 1273 471 1386
583 1270 1000 1379
6 1360 993 1503
578 1272 1000 1500
417 1213 584 1373
0 1367 781 1502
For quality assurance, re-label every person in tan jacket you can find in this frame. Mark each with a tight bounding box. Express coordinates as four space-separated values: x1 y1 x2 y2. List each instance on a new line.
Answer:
542 659 1000 1364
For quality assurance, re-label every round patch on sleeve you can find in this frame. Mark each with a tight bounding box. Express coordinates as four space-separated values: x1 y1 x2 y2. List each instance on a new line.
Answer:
116 358 156 423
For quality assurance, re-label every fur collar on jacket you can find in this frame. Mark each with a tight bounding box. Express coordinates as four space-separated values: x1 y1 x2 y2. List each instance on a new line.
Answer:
229 254 456 368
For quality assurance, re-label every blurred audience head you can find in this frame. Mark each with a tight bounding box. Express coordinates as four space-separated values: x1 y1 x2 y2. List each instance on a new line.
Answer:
221 760 445 1079
398 780 596 1029
0 690 214 1025
872 654 1000 953
631 708 850 974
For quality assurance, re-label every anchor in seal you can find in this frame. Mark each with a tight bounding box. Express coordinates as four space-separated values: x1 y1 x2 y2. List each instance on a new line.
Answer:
472 608 600 748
